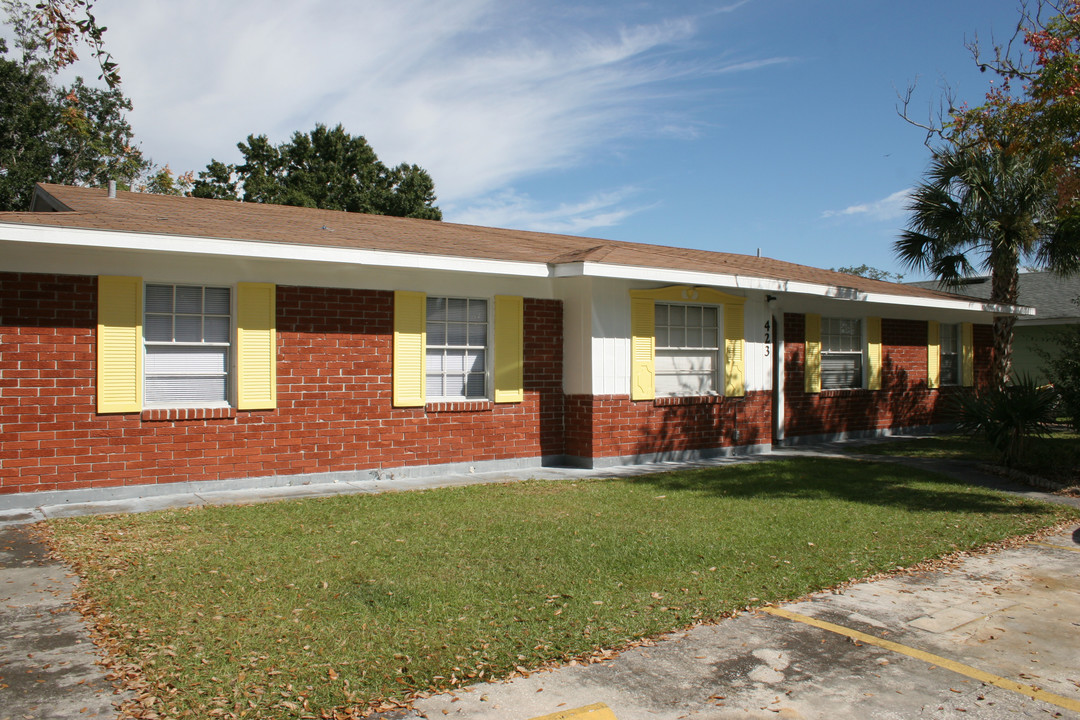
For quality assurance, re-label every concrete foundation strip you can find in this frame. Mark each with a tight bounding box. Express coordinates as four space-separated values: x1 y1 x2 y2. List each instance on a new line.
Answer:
761 606 1080 713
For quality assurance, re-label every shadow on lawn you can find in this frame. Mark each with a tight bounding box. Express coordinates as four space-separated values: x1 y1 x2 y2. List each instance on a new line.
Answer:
628 457 1058 517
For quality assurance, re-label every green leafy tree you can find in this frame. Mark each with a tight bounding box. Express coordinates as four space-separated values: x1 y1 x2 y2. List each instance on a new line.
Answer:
896 140 1080 387
898 2 1080 388
137 165 194 196
0 35 146 210
191 124 442 220
3 0 120 87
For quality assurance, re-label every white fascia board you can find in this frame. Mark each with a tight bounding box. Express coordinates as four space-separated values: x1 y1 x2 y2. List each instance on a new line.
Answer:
556 261 1034 316
0 222 550 278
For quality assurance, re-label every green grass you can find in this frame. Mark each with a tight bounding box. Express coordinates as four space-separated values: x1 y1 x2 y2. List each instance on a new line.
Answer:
853 431 1080 483
47 458 1077 718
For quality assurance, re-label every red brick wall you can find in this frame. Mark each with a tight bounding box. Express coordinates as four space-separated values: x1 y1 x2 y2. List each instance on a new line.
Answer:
783 313 991 439
565 392 773 462
0 273 564 495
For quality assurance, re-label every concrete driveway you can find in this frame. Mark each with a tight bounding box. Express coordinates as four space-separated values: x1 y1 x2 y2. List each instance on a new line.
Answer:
412 524 1080 719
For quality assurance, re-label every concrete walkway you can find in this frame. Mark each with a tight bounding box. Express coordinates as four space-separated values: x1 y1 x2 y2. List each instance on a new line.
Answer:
0 442 1077 720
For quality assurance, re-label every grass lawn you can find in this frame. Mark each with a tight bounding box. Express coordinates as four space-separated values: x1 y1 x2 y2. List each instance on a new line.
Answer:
852 430 1080 485
46 457 1078 719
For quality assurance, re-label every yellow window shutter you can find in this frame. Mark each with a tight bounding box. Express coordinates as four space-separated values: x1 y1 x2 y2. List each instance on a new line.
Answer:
926 320 941 389
961 322 975 387
867 316 882 391
630 297 655 400
97 275 143 413
236 283 277 410
493 295 524 403
723 302 746 397
804 313 821 394
393 290 427 407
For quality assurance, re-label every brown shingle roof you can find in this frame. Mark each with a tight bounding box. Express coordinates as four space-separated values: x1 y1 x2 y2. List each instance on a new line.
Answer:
2 183 962 302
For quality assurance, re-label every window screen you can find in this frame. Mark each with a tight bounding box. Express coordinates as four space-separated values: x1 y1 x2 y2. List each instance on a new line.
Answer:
655 303 720 396
425 297 488 399
821 317 862 390
144 284 231 405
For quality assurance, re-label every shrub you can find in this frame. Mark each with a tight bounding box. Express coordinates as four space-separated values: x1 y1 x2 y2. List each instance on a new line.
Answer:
1044 298 1080 431
954 375 1059 467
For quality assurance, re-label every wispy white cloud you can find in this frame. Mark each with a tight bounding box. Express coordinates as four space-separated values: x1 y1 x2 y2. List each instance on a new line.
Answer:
822 189 912 222
65 0 786 230
452 187 653 235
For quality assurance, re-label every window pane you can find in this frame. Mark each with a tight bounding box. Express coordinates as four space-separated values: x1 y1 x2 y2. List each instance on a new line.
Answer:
175 286 203 314
654 304 668 324
426 297 446 321
204 315 230 343
468 300 487 322
444 374 465 397
204 287 230 315
686 326 702 348
467 350 485 372
941 355 959 385
655 326 669 347
686 305 702 326
426 351 443 372
444 351 465 374
446 298 468 322
468 324 486 346
668 305 685 326
146 375 227 405
174 315 202 342
446 322 468 346
465 373 485 397
145 314 173 342
145 285 173 312
703 306 718 325
703 328 718 347
670 326 685 347
427 322 446 345
146 346 227 374
425 375 443 397
822 354 862 389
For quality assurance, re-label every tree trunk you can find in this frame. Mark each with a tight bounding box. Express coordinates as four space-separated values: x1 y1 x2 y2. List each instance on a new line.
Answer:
989 257 1020 388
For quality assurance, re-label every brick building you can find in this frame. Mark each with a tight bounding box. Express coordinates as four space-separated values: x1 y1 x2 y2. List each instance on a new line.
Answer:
0 184 1021 507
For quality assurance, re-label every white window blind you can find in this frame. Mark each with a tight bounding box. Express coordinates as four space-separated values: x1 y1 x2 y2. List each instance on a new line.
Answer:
425 297 487 400
655 303 720 396
821 317 862 390
144 284 231 406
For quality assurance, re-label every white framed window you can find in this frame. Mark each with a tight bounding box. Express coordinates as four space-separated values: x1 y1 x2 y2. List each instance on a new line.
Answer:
144 284 231 407
425 296 488 400
654 302 720 396
821 317 862 390
940 323 960 386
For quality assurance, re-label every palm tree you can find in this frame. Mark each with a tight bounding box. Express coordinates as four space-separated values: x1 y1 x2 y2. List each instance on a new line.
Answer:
896 139 1080 387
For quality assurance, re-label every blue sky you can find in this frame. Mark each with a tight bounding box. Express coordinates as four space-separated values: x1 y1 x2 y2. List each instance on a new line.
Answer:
43 0 1030 280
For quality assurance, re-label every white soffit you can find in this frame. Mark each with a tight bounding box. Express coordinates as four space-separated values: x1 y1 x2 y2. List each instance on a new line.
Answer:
0 222 550 278
556 261 1034 316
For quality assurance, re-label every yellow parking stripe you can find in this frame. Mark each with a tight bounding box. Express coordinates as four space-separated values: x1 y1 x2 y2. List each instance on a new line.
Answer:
762 606 1080 713
1032 541 1080 554
528 703 617 720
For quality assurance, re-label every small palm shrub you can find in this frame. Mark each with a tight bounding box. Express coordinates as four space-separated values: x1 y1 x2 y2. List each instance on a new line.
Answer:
954 375 1059 467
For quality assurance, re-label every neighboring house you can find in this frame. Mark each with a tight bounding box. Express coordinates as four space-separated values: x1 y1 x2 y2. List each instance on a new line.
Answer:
0 184 1024 506
909 272 1080 383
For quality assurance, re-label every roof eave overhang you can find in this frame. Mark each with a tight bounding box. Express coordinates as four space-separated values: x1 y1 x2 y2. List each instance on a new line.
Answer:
0 222 551 278
554 261 1035 316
